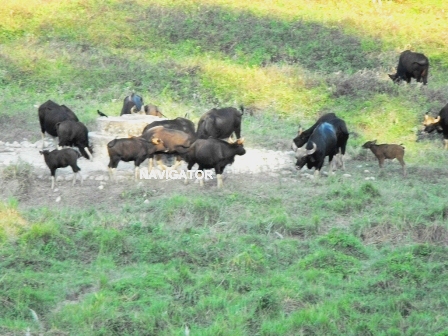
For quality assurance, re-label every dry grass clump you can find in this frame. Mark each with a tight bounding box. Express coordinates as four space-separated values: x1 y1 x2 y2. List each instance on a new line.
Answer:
327 69 397 98
1 160 34 199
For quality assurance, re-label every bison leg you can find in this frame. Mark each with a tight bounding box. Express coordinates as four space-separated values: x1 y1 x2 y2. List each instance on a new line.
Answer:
41 133 45 149
148 157 154 172
397 158 407 177
217 174 223 188
85 147 93 161
172 156 182 171
108 167 117 183
156 154 168 170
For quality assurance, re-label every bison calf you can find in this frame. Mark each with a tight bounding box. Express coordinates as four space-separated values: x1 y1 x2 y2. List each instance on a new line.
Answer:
40 148 83 190
362 140 406 177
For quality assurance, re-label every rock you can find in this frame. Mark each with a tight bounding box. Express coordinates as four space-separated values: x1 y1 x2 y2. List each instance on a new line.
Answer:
56 176 64 182
144 199 149 204
364 170 370 173
55 196 61 202
343 174 352 178
53 188 59 192
98 185 104 190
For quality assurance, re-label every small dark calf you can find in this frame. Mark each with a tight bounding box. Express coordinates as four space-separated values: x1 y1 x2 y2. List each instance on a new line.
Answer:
362 140 406 176
56 120 93 160
40 148 83 190
388 50 429 85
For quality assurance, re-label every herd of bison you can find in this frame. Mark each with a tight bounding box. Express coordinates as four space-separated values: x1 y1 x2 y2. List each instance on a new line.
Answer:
35 50 447 189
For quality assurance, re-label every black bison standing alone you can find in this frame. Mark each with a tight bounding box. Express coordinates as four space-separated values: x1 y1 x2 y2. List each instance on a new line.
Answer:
388 50 429 85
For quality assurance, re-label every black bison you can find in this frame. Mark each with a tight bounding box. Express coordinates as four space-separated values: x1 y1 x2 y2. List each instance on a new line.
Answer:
388 50 429 85
56 120 93 160
362 140 406 177
120 93 144 115
293 113 349 170
294 122 338 178
38 100 79 149
197 106 244 141
141 125 192 171
40 148 83 190
422 103 448 150
184 138 246 188
107 136 166 182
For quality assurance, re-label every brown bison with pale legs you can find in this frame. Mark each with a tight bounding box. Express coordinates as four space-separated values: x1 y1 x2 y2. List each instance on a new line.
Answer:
107 136 166 182
362 140 406 177
141 126 192 172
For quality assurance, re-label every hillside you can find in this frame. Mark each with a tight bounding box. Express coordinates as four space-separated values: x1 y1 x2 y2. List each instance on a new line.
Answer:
1 1 448 335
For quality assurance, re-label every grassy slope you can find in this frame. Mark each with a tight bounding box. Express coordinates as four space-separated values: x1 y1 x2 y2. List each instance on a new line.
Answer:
1 0 448 335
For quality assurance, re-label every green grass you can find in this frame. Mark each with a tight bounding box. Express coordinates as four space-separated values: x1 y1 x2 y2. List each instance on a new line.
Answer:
2 0 448 334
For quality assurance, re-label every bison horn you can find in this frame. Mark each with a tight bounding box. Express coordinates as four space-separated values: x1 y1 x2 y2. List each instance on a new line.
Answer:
236 138 245 145
434 116 441 123
306 142 317 155
291 141 298 152
298 127 303 135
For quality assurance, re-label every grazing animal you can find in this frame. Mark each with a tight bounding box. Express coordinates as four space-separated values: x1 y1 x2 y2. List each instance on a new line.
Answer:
184 138 246 188
56 120 93 160
294 122 338 178
142 117 196 141
388 50 429 85
141 125 192 171
107 136 166 182
97 110 108 118
40 148 83 190
196 106 244 142
422 103 448 149
293 113 349 170
144 104 165 117
120 93 144 115
38 100 79 149
362 140 406 177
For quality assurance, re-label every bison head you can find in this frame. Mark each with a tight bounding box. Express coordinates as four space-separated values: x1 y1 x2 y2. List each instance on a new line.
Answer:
294 142 317 170
362 140 377 149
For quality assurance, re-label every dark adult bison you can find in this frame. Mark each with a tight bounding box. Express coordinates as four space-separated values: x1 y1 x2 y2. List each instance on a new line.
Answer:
184 138 246 188
294 122 338 178
196 106 244 141
120 93 144 115
293 113 349 170
422 103 448 149
388 50 429 85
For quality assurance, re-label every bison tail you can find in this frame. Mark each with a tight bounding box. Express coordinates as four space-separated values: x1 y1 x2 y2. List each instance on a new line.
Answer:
239 105 245 115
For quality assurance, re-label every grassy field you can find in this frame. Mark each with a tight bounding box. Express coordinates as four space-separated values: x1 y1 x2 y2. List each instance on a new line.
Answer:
1 0 448 335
